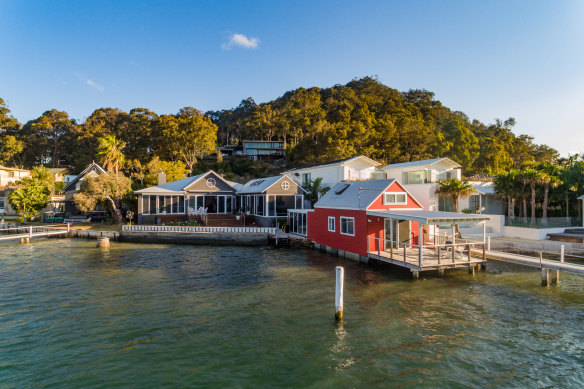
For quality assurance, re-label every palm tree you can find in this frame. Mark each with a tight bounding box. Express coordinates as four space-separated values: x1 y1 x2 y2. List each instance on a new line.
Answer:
434 178 476 213
518 168 543 221
302 177 329 206
538 163 562 219
494 170 519 217
97 134 126 176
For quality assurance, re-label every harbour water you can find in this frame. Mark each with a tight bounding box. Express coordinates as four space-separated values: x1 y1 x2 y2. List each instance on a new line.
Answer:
1 239 584 387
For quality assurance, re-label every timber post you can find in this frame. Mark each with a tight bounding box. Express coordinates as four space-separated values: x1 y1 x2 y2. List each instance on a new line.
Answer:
541 268 550 287
560 245 565 263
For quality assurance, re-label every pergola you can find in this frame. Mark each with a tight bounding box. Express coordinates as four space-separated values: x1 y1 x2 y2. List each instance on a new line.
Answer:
366 210 490 268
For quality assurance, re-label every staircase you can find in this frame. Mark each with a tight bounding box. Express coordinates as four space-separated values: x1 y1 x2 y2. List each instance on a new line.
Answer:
205 214 244 227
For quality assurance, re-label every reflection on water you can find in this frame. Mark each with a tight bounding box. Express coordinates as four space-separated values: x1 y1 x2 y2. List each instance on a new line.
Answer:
1 239 584 387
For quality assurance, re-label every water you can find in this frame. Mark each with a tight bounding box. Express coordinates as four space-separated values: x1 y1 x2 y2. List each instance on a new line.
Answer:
1 239 584 388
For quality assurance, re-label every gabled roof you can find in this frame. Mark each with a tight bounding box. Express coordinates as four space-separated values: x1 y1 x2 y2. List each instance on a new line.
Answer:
314 179 397 210
0 165 29 172
379 157 461 171
237 174 305 194
48 168 69 174
134 170 238 194
63 162 107 192
284 155 381 173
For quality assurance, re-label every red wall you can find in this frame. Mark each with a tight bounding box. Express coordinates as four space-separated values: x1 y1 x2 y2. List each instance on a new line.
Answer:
307 181 424 257
367 181 422 210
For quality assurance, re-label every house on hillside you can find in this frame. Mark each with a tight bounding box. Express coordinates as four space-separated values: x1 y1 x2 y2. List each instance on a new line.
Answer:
458 180 504 215
135 170 239 224
0 166 30 187
236 175 306 226
48 167 70 182
372 158 462 212
62 162 108 215
283 155 381 190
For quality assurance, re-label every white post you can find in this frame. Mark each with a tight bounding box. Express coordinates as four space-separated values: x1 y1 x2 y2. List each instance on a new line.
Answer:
487 236 491 251
479 194 483 214
561 245 565 263
418 223 423 267
335 266 344 321
483 221 486 244
67 223 70 234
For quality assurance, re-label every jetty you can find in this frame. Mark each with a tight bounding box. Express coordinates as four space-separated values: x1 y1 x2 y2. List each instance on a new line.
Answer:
0 224 70 243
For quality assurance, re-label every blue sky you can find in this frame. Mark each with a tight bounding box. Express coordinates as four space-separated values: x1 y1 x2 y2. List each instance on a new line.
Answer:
1 0 583 156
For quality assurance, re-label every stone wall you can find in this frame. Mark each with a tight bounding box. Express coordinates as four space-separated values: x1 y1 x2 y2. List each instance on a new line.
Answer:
119 231 269 246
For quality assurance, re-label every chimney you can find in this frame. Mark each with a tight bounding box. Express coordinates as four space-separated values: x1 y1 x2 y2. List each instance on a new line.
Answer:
158 172 167 185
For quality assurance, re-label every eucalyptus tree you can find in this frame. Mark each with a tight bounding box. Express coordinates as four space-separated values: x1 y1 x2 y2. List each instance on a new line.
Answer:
22 109 76 167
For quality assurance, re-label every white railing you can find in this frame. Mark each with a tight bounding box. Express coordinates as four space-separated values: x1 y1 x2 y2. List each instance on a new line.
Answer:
0 224 69 241
122 225 277 234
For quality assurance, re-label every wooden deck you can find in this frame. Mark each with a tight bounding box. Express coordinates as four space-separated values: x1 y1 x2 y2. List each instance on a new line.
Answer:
368 246 486 273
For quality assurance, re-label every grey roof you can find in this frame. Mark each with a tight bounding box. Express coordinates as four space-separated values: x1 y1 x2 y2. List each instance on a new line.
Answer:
470 181 495 195
314 179 396 210
237 174 299 194
366 209 491 224
379 157 461 171
63 162 107 192
579 194 584 200
135 170 238 194
285 155 380 173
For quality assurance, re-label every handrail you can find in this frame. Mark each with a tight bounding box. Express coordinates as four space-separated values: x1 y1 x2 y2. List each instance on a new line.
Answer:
366 235 483 250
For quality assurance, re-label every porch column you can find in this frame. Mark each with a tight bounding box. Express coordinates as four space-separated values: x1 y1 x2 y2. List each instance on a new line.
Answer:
479 194 483 214
418 223 423 267
389 217 393 258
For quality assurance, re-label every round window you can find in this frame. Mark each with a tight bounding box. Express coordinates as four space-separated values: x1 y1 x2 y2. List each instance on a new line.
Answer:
206 178 216 188
281 181 290 190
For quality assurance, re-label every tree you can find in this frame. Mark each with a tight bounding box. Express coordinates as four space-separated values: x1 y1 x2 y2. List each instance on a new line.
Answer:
517 168 543 221
0 98 20 133
97 134 126 176
434 178 476 213
494 170 519 217
74 174 132 224
22 109 75 167
538 163 562 219
302 177 330 206
8 184 51 222
0 135 25 167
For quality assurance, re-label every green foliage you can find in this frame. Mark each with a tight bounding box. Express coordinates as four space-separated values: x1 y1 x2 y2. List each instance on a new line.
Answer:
0 135 25 167
75 174 132 223
97 134 126 175
302 177 330 206
434 178 476 213
8 184 51 222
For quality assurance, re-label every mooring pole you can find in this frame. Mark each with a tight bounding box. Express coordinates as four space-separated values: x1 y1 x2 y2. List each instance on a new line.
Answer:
560 245 565 263
487 236 491 251
335 266 344 321
67 223 70 234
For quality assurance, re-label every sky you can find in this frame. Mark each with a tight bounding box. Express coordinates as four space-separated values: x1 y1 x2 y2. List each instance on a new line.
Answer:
1 0 583 156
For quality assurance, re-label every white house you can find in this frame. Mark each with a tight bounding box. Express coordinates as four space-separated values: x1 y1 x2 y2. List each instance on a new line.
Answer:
0 165 30 187
283 155 381 190
459 180 504 215
373 158 461 211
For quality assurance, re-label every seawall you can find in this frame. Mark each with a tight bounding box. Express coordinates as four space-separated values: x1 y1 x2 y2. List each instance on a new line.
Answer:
68 229 120 240
119 231 269 246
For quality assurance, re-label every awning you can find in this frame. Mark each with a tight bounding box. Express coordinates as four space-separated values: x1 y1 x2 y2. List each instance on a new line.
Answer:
366 210 490 224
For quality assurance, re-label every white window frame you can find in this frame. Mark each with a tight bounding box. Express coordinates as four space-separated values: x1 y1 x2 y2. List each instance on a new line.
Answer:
328 216 335 232
340 216 355 236
383 192 407 205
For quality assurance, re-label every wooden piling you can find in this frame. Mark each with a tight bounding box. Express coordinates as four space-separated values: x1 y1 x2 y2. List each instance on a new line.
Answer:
97 237 110 248
551 270 559 285
541 268 550 287
469 265 475 275
412 270 420 279
335 266 344 321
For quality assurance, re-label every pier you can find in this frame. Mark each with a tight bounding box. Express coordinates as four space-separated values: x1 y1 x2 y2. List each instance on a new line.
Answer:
0 224 70 243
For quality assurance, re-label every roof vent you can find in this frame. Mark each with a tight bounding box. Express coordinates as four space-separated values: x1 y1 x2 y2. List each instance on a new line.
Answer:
334 183 350 195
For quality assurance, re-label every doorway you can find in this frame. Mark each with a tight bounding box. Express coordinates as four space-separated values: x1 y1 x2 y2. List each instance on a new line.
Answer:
384 219 411 249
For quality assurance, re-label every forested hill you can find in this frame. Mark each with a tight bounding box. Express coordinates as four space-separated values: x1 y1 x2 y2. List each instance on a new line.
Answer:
0 77 557 176
208 77 557 174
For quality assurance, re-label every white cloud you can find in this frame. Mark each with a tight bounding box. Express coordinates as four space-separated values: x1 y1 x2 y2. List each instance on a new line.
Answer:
222 33 260 50
74 72 104 92
86 79 104 92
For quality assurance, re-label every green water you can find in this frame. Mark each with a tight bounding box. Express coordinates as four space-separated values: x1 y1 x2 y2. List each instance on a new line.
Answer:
1 239 584 388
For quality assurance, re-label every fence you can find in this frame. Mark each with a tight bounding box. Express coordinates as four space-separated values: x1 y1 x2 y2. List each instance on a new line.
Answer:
505 216 582 229
122 225 276 234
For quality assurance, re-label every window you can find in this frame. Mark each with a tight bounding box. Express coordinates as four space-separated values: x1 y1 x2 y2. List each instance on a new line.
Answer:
371 172 385 180
302 173 311 185
328 216 335 232
340 217 354 236
403 170 430 184
383 193 407 205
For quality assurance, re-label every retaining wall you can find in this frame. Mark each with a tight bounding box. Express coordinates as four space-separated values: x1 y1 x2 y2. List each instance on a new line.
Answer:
68 229 120 240
119 231 269 246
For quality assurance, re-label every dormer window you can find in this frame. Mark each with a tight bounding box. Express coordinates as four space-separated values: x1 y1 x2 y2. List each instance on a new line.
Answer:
383 192 407 205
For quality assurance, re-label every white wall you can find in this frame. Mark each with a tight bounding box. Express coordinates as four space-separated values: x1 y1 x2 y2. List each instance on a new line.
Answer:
501 226 567 240
288 160 377 189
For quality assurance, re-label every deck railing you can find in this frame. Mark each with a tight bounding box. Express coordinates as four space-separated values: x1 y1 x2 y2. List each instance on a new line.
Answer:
367 236 486 267
0 224 69 241
122 225 277 234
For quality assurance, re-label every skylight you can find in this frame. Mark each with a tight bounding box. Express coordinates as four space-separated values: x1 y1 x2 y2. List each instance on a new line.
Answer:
334 183 350 195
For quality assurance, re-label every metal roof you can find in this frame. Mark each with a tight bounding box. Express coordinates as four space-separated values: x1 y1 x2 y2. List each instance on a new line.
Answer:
579 194 584 200
284 155 381 173
314 179 396 210
379 157 461 171
366 209 490 224
135 170 237 194
237 174 302 194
